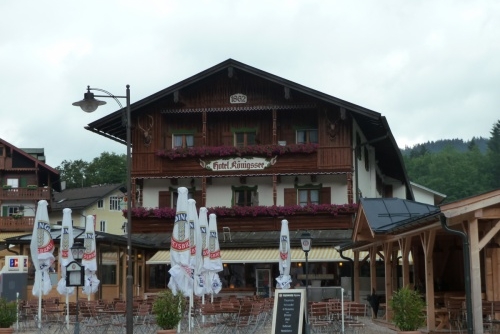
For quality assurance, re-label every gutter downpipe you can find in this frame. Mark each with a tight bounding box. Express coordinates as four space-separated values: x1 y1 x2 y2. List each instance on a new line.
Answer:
338 250 355 301
440 214 473 334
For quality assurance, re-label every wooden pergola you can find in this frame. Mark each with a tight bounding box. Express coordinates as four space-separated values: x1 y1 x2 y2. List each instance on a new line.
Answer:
348 189 500 334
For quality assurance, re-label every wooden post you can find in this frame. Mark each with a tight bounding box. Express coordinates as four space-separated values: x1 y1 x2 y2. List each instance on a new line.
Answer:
421 230 436 331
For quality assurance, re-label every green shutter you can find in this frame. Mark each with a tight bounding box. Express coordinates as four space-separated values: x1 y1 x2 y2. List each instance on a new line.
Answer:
2 206 8 217
20 177 28 187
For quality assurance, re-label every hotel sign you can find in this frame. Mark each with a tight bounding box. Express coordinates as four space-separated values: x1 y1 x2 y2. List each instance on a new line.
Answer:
200 156 277 171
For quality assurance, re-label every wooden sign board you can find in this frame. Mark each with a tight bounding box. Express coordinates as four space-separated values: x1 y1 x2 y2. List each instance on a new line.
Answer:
271 289 306 334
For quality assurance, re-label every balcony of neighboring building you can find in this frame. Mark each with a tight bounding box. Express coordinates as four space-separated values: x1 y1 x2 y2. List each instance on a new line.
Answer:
0 216 34 232
0 185 51 201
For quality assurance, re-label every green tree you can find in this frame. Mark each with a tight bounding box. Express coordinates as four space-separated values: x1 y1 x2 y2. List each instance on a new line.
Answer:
86 152 127 186
487 120 500 189
56 152 126 189
56 159 89 188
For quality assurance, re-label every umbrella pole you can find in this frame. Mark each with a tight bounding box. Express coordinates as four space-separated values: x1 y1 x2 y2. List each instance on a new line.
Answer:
189 291 193 332
37 273 42 332
66 293 69 330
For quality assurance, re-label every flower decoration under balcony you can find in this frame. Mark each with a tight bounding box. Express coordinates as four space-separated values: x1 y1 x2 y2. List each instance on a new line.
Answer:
127 203 358 219
156 143 319 160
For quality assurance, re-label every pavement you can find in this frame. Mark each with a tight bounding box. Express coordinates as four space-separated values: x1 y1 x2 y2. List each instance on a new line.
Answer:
13 315 397 333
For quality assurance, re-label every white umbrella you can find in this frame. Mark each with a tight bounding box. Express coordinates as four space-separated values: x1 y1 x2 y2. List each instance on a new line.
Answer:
198 207 211 295
30 200 55 329
168 187 193 296
204 213 223 294
276 219 292 289
56 208 75 330
188 199 204 297
81 215 100 297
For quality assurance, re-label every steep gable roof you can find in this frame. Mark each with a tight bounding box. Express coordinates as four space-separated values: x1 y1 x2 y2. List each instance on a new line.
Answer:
0 138 60 191
51 183 125 211
85 59 413 198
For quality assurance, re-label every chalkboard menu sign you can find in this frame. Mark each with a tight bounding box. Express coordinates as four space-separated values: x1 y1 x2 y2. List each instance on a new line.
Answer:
271 289 305 334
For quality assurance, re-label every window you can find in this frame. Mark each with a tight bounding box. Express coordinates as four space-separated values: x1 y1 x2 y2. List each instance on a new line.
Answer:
296 129 318 144
6 178 19 188
232 186 258 207
109 196 121 211
172 190 194 208
298 189 320 206
100 220 106 232
97 199 104 209
6 206 22 216
234 131 256 148
173 134 194 149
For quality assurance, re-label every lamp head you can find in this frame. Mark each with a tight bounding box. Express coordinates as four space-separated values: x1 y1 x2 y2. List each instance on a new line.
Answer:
71 241 86 262
72 86 106 112
300 231 312 253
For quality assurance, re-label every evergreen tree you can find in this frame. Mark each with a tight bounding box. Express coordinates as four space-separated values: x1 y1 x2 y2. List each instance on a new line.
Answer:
487 120 500 189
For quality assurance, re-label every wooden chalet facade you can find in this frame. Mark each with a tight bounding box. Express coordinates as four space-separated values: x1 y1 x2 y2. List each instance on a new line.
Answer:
85 59 415 294
0 138 60 232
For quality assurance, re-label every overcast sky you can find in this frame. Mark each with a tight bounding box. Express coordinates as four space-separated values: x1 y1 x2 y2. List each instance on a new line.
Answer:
1 0 499 168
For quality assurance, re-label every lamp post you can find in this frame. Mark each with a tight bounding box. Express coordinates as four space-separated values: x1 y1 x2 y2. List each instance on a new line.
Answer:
73 85 133 334
300 231 312 334
69 242 85 334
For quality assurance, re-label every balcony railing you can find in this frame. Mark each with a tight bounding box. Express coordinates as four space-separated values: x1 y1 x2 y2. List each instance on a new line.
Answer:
0 216 35 232
0 187 51 200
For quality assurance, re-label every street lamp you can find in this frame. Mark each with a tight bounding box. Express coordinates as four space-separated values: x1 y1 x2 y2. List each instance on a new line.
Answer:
300 231 312 334
68 241 85 334
73 85 133 334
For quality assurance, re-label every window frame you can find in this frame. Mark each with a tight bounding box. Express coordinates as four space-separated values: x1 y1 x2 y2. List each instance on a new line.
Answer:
231 185 258 207
296 183 322 206
296 129 318 144
109 196 121 211
99 220 106 232
97 199 104 209
172 134 194 149
169 187 195 209
232 127 258 148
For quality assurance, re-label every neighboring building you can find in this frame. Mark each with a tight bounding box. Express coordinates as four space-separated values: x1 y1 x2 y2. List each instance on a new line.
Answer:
0 138 60 233
51 183 127 235
85 59 420 295
410 181 446 205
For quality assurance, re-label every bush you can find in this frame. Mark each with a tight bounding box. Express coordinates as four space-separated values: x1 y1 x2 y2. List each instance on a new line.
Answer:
152 289 186 330
390 286 426 331
0 298 17 328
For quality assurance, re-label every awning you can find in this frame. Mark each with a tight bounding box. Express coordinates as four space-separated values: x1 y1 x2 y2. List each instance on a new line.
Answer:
146 247 366 265
0 232 30 242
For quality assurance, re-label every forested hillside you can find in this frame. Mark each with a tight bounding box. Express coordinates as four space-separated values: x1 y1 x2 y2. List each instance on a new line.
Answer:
400 137 489 156
402 120 500 203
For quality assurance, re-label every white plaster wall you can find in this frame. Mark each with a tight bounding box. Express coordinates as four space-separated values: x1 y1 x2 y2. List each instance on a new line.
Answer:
411 186 435 205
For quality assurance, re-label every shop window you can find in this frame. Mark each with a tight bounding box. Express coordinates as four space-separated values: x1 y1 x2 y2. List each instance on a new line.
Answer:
148 264 169 289
296 129 318 144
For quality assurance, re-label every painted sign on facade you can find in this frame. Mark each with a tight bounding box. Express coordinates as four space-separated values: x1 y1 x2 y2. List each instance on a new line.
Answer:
200 156 277 171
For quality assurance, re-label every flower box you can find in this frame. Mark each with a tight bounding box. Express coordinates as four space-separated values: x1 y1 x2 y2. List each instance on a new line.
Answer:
27 185 38 190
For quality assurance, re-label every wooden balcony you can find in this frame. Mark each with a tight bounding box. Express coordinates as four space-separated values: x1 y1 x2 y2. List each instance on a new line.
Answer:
0 187 51 201
0 216 35 232
131 212 353 234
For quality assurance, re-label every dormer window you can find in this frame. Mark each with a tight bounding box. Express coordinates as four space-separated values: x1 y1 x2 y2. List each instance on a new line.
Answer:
296 129 318 144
